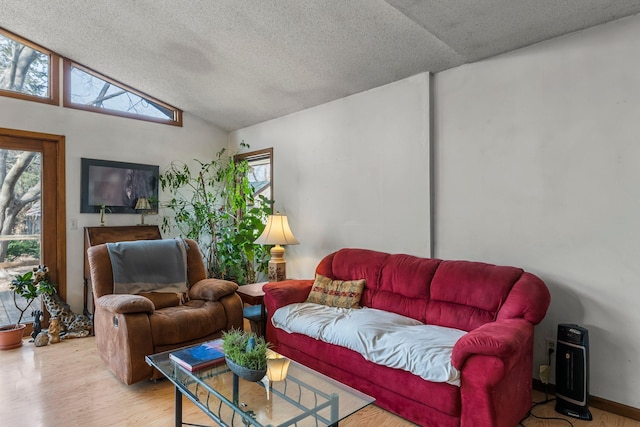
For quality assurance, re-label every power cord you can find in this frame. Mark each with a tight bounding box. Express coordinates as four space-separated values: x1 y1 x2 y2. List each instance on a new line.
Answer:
545 345 554 400
518 346 575 426
521 397 575 426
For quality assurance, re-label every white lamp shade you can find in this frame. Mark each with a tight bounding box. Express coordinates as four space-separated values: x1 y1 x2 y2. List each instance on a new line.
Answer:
266 350 291 382
254 212 299 245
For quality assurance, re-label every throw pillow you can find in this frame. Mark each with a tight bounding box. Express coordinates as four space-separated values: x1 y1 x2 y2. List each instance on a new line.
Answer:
306 274 365 309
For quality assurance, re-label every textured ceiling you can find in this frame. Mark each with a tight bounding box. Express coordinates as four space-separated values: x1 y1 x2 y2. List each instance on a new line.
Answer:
1 1 640 131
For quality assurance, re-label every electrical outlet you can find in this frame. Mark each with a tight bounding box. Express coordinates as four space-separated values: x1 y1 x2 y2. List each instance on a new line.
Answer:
545 337 556 354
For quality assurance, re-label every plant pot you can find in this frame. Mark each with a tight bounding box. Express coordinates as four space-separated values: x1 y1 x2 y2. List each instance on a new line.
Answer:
225 356 266 382
0 324 26 350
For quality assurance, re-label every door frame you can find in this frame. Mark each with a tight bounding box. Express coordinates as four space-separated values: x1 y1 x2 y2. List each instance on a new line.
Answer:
0 127 66 332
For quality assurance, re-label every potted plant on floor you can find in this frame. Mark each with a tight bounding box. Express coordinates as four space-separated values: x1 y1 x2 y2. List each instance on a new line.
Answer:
0 266 56 350
222 329 268 381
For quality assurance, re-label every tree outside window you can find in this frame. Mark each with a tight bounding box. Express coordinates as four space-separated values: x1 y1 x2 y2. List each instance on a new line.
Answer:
0 28 57 104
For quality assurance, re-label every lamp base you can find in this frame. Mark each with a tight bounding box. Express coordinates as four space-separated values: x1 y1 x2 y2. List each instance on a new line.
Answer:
137 213 146 226
268 259 286 282
268 245 287 281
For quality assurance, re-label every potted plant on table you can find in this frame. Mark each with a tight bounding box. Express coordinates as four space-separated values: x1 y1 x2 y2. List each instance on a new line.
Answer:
222 329 268 381
0 267 56 350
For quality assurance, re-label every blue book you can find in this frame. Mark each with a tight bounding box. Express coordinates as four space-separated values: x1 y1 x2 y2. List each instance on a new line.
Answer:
169 339 225 371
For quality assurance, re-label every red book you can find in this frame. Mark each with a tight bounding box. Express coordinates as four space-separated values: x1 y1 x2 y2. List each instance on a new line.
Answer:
169 339 225 371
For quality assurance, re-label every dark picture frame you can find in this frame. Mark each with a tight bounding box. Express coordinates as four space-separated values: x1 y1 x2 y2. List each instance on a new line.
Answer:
80 158 159 214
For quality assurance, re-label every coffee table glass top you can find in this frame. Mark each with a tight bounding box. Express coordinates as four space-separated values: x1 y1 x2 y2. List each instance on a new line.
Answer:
146 346 374 427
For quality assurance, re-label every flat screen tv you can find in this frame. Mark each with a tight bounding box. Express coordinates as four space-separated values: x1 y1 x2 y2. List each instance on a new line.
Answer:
80 158 159 214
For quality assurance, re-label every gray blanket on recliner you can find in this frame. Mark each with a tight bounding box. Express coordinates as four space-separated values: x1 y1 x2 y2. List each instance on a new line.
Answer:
107 238 188 294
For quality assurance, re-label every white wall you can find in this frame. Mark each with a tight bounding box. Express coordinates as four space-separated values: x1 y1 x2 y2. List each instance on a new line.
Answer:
434 15 640 407
0 96 227 312
230 73 431 279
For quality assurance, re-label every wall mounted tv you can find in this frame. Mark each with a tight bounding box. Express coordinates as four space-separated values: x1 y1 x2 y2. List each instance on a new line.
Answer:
80 157 159 214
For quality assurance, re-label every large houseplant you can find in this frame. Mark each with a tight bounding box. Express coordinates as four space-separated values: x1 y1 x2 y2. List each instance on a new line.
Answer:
159 144 272 285
0 267 56 350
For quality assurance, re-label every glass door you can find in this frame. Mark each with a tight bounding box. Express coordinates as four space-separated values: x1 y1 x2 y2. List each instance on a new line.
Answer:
0 148 42 327
0 128 65 336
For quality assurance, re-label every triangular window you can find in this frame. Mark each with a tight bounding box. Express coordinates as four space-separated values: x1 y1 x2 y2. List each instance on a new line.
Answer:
63 60 182 126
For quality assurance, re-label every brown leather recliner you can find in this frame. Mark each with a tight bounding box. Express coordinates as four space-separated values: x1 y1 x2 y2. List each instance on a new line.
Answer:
87 238 243 385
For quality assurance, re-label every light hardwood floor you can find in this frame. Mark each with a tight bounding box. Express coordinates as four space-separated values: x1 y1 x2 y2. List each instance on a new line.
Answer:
0 336 637 427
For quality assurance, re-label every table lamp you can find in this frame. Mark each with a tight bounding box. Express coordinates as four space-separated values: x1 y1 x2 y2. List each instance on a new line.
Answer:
134 197 151 225
266 349 291 382
254 212 299 281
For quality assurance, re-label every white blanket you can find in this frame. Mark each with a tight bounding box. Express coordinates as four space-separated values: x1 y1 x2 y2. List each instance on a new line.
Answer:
271 303 466 386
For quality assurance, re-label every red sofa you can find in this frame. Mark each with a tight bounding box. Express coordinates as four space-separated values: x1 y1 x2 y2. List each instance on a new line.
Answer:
264 248 550 427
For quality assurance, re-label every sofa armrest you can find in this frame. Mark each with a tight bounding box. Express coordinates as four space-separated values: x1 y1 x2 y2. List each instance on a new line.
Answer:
263 279 314 312
96 294 155 314
263 280 313 346
189 278 238 302
452 318 533 373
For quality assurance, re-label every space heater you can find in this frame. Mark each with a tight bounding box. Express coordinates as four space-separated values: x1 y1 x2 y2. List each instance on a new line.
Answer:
555 323 593 421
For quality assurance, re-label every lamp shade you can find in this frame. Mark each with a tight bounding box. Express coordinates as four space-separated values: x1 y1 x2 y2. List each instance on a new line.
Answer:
254 212 299 246
135 197 151 210
135 198 151 225
266 350 291 382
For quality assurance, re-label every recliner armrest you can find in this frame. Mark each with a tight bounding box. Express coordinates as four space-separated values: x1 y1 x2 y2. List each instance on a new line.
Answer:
189 278 238 301
96 294 155 314
451 318 532 372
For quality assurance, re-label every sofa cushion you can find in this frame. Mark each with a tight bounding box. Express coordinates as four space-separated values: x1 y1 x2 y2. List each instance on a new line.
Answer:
149 300 228 345
317 249 388 306
426 261 524 331
371 254 440 321
273 303 465 385
306 274 365 308
138 292 185 309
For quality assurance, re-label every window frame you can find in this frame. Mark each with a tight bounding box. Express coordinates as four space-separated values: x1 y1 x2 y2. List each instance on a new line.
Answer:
0 27 60 106
63 59 183 127
234 147 274 204
0 127 67 335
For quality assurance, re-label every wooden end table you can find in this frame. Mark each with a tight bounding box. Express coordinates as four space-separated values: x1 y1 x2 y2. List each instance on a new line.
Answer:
236 282 267 337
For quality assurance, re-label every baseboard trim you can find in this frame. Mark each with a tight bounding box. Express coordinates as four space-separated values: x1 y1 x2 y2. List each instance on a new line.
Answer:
532 379 640 421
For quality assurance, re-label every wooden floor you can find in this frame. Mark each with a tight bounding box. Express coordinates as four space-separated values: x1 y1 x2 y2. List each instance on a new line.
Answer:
0 336 637 427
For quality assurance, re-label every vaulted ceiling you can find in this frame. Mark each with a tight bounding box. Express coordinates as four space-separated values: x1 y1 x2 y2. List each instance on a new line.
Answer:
2 1 640 131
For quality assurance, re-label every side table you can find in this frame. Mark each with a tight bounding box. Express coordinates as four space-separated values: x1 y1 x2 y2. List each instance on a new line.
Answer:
236 282 267 337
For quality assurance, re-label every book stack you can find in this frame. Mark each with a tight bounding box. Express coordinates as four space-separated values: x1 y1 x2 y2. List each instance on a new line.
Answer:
169 339 225 371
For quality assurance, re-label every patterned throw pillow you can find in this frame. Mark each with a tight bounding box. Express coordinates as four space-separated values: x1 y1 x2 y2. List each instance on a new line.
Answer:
306 274 366 309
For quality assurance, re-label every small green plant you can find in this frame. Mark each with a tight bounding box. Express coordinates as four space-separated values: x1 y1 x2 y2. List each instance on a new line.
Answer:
10 269 56 327
222 329 268 370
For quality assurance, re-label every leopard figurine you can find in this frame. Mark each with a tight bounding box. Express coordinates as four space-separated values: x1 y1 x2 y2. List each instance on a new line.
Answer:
34 265 92 339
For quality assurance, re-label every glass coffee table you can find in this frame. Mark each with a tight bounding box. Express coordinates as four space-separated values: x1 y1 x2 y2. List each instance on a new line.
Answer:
146 346 374 427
